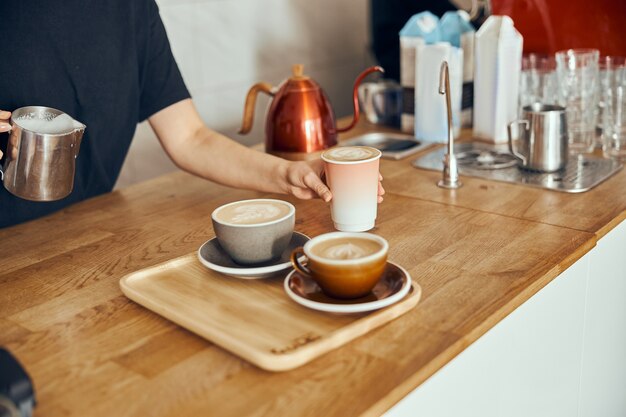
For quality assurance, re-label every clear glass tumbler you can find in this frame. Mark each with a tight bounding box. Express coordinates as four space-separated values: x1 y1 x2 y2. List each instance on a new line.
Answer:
598 56 626 148
602 65 626 160
556 49 600 154
519 53 558 114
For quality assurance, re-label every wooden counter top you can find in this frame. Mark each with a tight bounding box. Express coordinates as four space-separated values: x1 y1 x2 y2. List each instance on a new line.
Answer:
0 121 623 417
381 153 626 239
354 123 626 239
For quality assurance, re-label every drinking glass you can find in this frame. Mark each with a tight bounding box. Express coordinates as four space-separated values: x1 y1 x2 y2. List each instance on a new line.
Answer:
598 56 626 148
602 65 626 160
556 49 600 154
519 53 558 114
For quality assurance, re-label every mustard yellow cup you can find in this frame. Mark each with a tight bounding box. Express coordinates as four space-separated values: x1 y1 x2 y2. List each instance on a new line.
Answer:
290 232 388 299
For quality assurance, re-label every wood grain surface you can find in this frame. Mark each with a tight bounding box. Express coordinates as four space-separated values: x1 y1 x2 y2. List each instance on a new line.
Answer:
380 141 626 239
0 120 622 417
119 254 421 371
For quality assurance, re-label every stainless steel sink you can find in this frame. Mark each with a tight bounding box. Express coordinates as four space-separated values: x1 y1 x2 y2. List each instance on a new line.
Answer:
412 142 623 193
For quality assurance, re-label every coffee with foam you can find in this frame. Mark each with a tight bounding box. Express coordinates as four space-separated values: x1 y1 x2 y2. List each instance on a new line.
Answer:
322 146 380 163
215 200 291 225
310 237 382 260
292 232 388 298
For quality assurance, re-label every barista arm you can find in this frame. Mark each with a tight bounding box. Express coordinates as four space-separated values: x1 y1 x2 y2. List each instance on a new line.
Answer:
148 98 334 201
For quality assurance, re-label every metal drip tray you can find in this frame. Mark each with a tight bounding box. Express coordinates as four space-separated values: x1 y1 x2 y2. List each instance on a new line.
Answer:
457 149 518 169
412 142 623 193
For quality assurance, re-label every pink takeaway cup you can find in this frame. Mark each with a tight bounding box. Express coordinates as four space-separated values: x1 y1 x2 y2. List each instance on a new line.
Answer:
321 146 382 232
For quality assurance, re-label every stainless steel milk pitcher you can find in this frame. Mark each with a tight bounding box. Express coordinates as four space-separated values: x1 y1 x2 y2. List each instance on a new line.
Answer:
507 104 568 172
1 106 86 201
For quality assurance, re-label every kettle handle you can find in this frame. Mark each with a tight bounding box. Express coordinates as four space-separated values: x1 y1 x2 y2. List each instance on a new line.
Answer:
508 120 529 166
337 66 385 133
239 82 275 135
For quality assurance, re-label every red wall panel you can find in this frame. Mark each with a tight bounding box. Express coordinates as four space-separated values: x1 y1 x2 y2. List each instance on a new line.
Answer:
492 0 626 55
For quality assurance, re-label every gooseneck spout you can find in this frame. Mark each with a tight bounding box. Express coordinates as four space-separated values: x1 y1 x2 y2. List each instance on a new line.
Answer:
336 65 385 133
437 61 462 189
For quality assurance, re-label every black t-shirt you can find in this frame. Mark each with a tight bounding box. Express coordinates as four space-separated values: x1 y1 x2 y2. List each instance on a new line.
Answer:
0 0 190 228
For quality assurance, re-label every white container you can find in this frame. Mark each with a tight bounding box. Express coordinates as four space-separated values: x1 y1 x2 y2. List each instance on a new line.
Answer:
399 12 440 134
415 42 463 142
473 15 523 143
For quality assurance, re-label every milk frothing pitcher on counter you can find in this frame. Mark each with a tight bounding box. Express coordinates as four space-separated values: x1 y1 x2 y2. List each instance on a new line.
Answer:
1 106 86 201
507 104 568 172
357 80 402 128
239 64 384 160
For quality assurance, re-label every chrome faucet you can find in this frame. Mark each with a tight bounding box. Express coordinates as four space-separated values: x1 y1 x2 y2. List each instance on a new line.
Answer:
437 61 462 189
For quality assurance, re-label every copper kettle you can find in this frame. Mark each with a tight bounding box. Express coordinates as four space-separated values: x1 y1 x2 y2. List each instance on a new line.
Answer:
239 64 384 160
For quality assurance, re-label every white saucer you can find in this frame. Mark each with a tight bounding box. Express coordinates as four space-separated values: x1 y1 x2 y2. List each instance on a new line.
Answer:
284 261 412 313
197 231 309 280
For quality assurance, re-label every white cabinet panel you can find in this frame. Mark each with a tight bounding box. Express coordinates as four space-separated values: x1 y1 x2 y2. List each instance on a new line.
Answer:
579 220 626 417
386 255 589 417
386 220 626 417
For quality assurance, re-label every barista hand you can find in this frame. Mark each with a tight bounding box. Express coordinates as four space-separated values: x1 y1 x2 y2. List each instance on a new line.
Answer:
149 99 385 204
286 159 385 203
0 110 11 159
283 160 333 202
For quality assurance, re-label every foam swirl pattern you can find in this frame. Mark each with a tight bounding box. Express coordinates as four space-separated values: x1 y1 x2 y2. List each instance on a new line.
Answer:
324 146 379 162
321 243 369 260
228 204 284 224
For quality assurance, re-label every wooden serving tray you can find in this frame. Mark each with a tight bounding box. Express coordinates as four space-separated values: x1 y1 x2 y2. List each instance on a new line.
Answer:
119 254 422 372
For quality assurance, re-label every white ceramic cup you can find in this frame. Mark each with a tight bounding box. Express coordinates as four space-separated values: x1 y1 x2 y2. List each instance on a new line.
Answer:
322 146 382 232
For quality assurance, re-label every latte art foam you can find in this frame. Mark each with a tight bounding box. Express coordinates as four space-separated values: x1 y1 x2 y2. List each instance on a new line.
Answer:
215 201 291 225
231 204 281 223
322 146 380 162
321 243 367 260
310 237 382 260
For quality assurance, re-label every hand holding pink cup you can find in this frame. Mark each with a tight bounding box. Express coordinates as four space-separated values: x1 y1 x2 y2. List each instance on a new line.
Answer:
321 146 382 232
